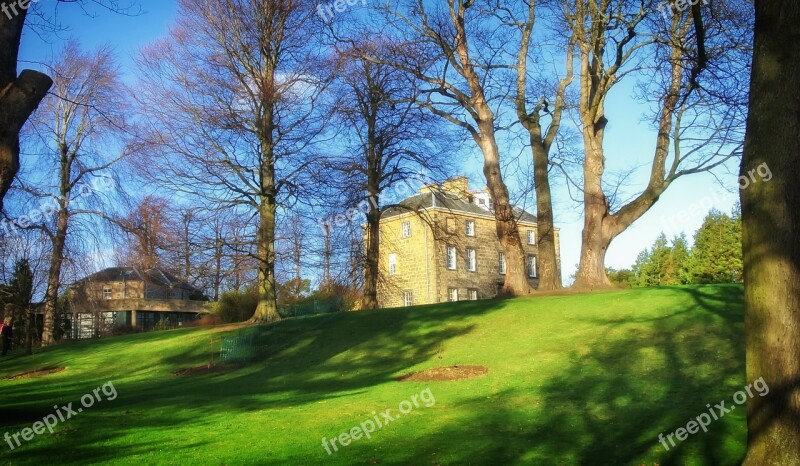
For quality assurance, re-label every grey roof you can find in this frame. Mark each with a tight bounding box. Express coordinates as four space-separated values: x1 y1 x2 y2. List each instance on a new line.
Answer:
75 267 202 293
382 192 537 224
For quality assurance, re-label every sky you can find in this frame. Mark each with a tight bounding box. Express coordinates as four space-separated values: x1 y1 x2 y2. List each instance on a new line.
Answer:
17 0 743 285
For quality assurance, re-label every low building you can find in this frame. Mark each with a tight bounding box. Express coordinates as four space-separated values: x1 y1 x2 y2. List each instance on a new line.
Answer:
376 177 560 308
68 267 207 338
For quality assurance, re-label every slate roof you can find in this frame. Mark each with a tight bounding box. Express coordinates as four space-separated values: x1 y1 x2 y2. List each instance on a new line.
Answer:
382 191 538 224
75 267 201 293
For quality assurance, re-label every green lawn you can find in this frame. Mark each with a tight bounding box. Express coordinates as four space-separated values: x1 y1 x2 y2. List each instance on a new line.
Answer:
0 285 746 465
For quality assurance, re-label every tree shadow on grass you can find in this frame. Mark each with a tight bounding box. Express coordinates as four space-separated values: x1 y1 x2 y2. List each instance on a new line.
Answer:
336 285 746 465
0 299 506 464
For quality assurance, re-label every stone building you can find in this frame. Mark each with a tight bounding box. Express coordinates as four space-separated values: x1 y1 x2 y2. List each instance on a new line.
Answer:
377 177 560 308
68 267 207 338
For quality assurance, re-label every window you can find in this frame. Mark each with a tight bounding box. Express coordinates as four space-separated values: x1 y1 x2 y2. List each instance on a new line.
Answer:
466 248 477 272
403 291 414 307
465 220 476 237
448 288 459 302
401 221 411 238
445 218 455 233
102 286 113 299
498 252 506 275
468 289 478 301
389 253 397 275
446 245 457 270
527 255 538 278
527 230 536 245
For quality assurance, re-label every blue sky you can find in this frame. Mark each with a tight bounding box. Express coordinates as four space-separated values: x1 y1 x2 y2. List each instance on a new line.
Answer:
18 0 742 284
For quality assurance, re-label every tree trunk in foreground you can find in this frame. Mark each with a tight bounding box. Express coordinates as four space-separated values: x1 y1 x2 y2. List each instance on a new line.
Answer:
361 193 380 310
252 195 279 323
0 11 53 210
42 204 69 346
532 141 561 290
741 1 800 463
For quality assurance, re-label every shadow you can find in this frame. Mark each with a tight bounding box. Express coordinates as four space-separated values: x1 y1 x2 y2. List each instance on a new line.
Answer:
0 287 747 465
0 299 502 464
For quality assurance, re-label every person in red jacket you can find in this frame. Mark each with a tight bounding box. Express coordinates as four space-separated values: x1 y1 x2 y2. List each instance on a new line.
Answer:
1 316 13 356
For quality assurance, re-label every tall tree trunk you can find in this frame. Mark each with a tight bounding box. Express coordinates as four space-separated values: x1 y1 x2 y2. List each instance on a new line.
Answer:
0 12 53 210
574 128 615 289
25 305 32 354
362 195 380 309
42 205 68 346
213 234 222 301
531 140 562 290
323 227 332 292
478 120 530 296
251 124 279 323
741 1 800 463
252 195 279 322
450 6 531 297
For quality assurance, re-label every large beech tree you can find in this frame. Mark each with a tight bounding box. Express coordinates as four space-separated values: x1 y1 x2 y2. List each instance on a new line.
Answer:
505 0 575 290
565 0 751 288
325 41 449 309
135 0 326 322
374 0 534 295
26 42 127 346
741 0 800 462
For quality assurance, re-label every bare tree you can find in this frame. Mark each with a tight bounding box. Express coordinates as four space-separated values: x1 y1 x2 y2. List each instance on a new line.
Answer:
321 40 451 309
134 0 327 322
0 0 139 210
741 0 800 462
563 0 751 288
498 0 575 290
370 0 535 296
116 195 171 270
21 41 128 345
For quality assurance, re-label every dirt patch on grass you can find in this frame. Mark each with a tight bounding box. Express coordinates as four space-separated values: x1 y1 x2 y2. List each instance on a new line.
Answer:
4 366 66 380
172 363 241 376
396 365 489 382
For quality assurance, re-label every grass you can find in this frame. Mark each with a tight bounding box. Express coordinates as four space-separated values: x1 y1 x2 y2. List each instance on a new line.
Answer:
0 285 746 465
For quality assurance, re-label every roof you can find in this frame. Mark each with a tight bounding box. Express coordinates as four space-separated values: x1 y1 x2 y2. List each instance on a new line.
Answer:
75 267 202 293
382 191 538 224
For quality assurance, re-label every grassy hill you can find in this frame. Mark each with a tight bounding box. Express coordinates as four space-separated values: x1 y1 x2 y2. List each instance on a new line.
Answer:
0 285 746 465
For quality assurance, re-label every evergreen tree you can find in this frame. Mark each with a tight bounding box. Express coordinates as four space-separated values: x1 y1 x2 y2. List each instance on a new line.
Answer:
689 209 743 283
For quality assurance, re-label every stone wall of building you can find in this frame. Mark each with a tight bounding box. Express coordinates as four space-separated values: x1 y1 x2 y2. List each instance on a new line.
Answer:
377 206 561 308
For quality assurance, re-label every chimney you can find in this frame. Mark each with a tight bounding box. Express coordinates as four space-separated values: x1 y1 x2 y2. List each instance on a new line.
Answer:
441 177 469 196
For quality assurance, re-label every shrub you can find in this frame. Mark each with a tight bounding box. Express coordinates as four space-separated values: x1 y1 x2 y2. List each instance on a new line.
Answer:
210 288 258 323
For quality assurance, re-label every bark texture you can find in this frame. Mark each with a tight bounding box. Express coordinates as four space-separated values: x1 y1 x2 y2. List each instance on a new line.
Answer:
0 11 53 210
741 1 800 463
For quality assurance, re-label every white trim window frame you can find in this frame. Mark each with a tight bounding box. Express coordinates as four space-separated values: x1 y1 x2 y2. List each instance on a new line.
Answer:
466 248 477 272
389 253 397 275
403 291 413 307
465 220 476 237
527 229 536 245
401 221 411 238
448 288 459 302
498 252 506 275
447 245 457 270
